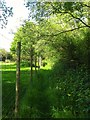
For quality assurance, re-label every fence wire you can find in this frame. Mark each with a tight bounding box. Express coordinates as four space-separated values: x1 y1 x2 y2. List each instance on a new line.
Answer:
0 55 2 120
2 61 31 118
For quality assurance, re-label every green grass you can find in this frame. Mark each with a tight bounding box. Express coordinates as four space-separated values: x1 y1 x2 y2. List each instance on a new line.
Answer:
2 62 80 118
2 61 52 118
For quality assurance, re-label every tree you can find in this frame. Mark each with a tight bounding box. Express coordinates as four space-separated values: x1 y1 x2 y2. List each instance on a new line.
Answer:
26 1 90 68
25 1 90 29
0 48 12 61
0 0 13 28
11 21 40 84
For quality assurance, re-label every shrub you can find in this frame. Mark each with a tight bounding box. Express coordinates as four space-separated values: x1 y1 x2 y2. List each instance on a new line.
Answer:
51 63 90 118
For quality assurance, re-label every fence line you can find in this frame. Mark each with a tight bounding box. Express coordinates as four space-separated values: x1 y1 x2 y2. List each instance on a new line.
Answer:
2 41 43 118
0 54 2 120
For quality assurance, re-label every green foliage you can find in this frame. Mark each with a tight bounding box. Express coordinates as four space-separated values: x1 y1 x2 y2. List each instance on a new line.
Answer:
26 1 90 28
10 21 39 61
0 49 12 61
0 0 13 28
51 62 90 118
20 61 30 67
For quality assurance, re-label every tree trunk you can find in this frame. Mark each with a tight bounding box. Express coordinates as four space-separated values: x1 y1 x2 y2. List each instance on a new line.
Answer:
15 42 21 117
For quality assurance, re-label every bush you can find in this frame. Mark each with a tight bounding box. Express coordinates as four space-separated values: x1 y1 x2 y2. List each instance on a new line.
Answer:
20 61 30 67
51 63 90 118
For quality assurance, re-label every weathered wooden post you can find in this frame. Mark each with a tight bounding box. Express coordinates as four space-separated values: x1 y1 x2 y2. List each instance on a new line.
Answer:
30 45 33 85
34 54 37 73
37 55 42 70
29 45 34 117
15 42 21 117
37 55 40 70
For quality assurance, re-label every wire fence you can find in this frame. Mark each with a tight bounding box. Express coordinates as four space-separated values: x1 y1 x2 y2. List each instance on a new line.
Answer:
2 60 31 118
0 55 2 120
1 41 43 119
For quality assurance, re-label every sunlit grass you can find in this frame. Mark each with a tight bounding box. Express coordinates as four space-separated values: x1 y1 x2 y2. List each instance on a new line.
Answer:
0 61 52 71
1 62 30 71
0 62 16 71
21 67 30 71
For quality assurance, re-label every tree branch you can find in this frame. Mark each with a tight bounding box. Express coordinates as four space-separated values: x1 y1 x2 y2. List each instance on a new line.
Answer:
55 10 90 28
82 3 90 8
68 12 90 28
40 26 86 37
51 3 90 28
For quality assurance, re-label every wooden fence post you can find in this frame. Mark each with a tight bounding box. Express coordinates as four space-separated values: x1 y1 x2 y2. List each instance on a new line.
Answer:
15 42 21 117
38 55 40 70
35 54 37 73
30 46 33 85
29 45 34 117
37 55 42 70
